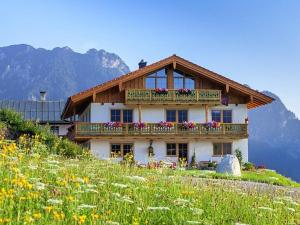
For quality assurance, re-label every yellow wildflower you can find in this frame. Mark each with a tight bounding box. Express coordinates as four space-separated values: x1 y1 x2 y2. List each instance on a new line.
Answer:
78 215 86 224
33 213 42 219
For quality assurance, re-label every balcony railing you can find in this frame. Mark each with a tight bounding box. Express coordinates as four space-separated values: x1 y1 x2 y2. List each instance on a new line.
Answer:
125 89 221 105
69 122 248 139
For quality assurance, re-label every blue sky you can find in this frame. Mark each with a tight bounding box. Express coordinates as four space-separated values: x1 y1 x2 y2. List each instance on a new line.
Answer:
1 0 300 117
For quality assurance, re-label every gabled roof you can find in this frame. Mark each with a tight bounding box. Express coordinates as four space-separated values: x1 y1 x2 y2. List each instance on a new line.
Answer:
0 100 69 124
62 55 274 118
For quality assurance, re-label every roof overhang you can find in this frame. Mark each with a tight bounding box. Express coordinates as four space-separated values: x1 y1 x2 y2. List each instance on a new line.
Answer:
62 55 274 119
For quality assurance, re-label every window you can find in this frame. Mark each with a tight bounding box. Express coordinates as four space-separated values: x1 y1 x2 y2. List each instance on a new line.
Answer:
212 110 221 122
50 126 59 135
166 143 177 156
174 70 195 89
211 110 232 123
166 110 188 122
223 110 232 123
111 143 133 158
213 143 232 156
111 144 121 157
166 143 188 158
178 110 188 123
145 69 167 89
110 109 133 123
111 110 121 122
123 110 133 123
166 110 176 122
123 144 133 156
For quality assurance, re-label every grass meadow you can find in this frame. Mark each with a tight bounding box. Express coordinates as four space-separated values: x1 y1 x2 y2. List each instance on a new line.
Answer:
0 140 299 225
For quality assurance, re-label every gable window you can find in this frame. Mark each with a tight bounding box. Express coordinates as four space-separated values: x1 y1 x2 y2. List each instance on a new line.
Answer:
111 143 133 158
145 69 167 89
211 110 232 123
174 70 195 89
166 110 188 123
213 143 232 156
110 109 133 123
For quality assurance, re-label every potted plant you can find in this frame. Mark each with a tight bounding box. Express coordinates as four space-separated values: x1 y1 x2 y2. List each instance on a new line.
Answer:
177 88 192 95
155 88 168 94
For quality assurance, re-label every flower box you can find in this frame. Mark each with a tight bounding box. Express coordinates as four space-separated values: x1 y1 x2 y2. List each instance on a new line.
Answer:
181 121 196 129
204 121 221 129
134 122 146 129
104 122 123 128
154 88 168 94
158 121 174 128
177 88 192 95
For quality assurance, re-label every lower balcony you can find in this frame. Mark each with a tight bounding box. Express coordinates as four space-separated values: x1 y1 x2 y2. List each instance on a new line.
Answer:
68 122 248 141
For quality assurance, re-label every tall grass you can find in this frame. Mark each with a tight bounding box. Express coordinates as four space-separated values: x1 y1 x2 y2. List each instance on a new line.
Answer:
0 140 299 225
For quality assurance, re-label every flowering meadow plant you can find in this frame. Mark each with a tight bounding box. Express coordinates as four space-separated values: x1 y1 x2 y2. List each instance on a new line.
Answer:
154 88 168 94
177 88 192 95
104 122 123 128
158 121 174 128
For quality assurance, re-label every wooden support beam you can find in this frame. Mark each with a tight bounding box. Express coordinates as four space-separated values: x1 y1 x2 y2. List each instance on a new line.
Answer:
118 82 123 92
92 92 96 102
226 83 230 93
250 95 254 103
173 61 176 70
205 105 208 123
138 105 142 122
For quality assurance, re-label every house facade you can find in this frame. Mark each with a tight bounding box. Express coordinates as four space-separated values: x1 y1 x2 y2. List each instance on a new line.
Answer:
62 55 273 165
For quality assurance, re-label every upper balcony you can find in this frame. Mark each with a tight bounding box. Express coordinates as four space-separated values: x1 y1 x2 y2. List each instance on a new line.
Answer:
68 122 248 141
125 89 221 105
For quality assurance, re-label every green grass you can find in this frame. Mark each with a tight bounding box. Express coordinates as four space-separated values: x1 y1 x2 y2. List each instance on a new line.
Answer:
173 169 300 187
0 141 300 225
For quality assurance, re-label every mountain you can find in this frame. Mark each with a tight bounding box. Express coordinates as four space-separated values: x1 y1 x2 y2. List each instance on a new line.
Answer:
0 44 130 100
249 91 300 182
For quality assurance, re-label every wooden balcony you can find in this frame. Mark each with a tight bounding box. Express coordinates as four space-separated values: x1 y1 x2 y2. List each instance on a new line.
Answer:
125 89 221 105
69 122 248 140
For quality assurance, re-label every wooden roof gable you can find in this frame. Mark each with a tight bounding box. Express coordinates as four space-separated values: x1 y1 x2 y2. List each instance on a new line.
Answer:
62 54 274 118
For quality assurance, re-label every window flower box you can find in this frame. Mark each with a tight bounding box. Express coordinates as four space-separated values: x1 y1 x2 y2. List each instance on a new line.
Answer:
134 122 146 129
181 121 196 129
177 88 192 95
104 122 123 128
204 121 221 129
155 88 168 94
158 121 174 128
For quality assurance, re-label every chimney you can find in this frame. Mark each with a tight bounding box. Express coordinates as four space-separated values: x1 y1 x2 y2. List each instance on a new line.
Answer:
40 91 46 101
138 59 147 69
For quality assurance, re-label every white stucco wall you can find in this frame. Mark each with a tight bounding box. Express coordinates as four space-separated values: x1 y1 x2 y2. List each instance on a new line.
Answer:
89 103 247 124
89 139 248 164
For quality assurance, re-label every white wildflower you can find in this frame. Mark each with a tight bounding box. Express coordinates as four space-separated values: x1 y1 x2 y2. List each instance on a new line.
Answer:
273 201 284 205
235 223 250 225
78 204 96 209
174 198 190 206
76 178 85 183
106 222 120 225
112 183 128 189
35 182 46 190
126 175 147 182
190 208 204 215
47 199 63 205
112 193 121 198
147 206 170 211
46 160 60 164
87 184 97 188
286 207 296 213
84 189 99 194
137 207 142 211
186 221 202 224
258 206 273 211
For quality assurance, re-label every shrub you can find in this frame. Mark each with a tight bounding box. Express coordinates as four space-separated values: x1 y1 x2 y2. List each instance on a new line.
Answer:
0 109 84 158
257 165 267 170
243 162 255 171
190 150 197 168
235 149 243 165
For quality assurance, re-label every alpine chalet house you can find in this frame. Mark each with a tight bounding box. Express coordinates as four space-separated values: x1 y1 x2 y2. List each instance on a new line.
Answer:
62 55 273 165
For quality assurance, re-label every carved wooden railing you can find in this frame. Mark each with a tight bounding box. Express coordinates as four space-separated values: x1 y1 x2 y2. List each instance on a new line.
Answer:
125 89 221 105
70 122 248 138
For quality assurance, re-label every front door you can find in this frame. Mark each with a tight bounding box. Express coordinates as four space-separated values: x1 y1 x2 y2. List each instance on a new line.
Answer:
178 143 188 162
